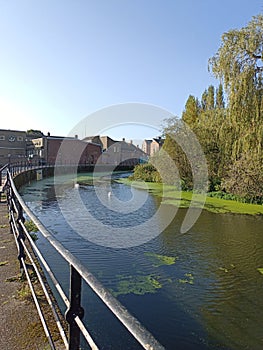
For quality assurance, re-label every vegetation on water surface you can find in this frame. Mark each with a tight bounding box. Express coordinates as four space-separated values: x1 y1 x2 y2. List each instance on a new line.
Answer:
145 252 178 267
131 14 263 205
118 178 263 215
76 172 127 185
111 274 162 297
179 273 194 285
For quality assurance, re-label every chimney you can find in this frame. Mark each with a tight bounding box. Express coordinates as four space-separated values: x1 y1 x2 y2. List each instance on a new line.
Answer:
130 140 133 144
75 135 78 139
47 132 50 137
122 138 125 142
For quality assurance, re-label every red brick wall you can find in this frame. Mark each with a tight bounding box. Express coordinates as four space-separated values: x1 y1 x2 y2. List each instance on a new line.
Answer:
46 139 101 165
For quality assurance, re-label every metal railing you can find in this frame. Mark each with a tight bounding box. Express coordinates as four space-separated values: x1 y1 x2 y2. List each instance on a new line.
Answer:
3 166 165 350
0 163 8 201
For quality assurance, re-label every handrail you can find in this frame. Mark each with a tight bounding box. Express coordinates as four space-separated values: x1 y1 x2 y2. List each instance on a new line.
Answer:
5 167 165 350
0 163 8 201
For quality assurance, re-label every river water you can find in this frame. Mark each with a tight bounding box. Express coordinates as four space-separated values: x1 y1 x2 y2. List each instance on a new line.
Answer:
20 173 263 350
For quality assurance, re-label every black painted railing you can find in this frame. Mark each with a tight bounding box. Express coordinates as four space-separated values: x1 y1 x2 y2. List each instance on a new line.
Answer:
2 166 165 350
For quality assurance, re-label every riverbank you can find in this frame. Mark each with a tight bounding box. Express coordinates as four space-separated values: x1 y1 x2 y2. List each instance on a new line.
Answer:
0 202 65 350
117 179 263 215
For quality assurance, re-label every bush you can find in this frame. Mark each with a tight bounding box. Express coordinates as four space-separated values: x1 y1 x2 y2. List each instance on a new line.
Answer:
129 163 161 183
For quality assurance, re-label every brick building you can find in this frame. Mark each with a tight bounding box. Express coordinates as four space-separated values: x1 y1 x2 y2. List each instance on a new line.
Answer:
0 129 27 167
99 138 147 166
32 134 102 165
142 137 164 157
82 135 116 151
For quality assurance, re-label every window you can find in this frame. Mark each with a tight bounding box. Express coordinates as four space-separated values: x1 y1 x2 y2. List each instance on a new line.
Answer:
17 136 23 141
0 135 5 140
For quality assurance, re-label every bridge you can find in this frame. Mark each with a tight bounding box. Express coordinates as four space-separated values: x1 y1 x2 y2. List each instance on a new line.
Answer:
0 163 165 350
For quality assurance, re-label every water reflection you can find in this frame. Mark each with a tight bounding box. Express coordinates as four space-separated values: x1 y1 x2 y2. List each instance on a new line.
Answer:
20 175 263 349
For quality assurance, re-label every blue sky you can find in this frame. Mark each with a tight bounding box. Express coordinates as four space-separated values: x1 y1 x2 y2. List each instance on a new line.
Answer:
0 0 262 141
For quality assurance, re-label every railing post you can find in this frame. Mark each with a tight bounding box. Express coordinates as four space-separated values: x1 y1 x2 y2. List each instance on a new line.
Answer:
0 170 2 202
66 265 84 350
17 201 26 274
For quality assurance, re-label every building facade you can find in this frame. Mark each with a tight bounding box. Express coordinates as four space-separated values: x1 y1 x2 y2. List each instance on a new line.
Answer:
0 128 148 168
0 129 27 167
100 138 147 166
32 135 102 165
142 139 152 157
142 137 164 157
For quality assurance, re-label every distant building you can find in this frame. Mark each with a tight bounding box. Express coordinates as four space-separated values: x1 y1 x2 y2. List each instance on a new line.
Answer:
0 129 27 166
100 138 147 166
142 139 152 156
26 130 44 160
142 137 164 157
83 136 147 165
0 128 147 168
82 135 116 151
151 137 164 155
32 134 102 165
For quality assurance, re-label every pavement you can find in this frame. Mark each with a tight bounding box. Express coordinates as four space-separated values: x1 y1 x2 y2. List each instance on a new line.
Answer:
0 201 65 350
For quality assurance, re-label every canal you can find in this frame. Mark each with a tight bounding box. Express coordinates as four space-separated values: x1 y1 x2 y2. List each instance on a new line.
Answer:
20 173 263 350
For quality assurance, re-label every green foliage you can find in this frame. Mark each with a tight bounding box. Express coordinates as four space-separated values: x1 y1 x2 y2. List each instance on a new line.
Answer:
129 163 161 183
24 220 39 241
129 14 263 203
26 129 43 135
182 95 200 127
208 14 263 163
207 191 247 203
161 119 194 189
222 152 263 203
216 83 225 109
160 14 263 204
24 220 39 233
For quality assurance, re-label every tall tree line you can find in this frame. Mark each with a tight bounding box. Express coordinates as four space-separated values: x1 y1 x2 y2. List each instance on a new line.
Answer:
161 14 263 203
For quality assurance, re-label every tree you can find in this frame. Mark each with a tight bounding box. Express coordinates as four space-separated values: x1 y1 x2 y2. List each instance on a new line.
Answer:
222 151 263 203
215 83 225 109
27 129 43 135
201 89 208 110
182 95 200 127
207 85 215 110
209 14 263 162
209 15 263 92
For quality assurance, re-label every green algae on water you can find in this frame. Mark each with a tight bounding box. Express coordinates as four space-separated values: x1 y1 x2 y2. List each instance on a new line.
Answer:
118 178 263 215
179 273 194 285
145 252 178 267
111 274 162 297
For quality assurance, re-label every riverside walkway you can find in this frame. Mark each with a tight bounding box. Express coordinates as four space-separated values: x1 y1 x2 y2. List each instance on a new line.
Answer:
0 201 65 350
0 201 47 349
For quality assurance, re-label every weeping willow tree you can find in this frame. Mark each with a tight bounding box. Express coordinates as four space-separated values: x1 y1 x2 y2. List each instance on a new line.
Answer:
207 14 263 201
209 14 263 162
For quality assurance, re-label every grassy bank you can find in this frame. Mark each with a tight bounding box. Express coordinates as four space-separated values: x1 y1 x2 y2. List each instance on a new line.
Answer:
117 179 263 215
